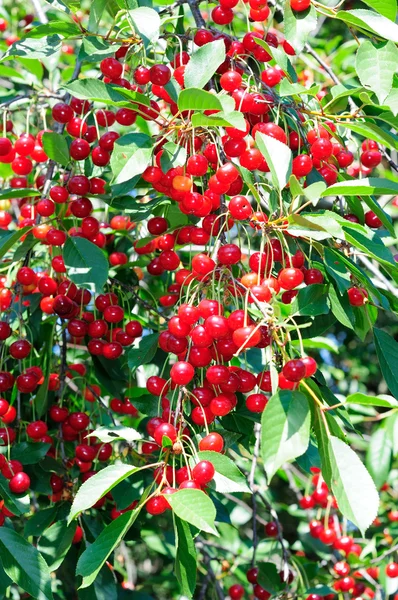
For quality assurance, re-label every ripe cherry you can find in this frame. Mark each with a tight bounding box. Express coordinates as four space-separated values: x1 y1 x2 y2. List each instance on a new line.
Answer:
278 268 304 290
146 495 169 515
386 563 398 578
347 287 368 306
199 432 224 452
9 472 30 494
192 460 215 485
100 57 123 80
283 359 306 382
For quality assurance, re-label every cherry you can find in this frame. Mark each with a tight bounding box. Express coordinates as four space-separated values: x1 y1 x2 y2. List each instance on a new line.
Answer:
26 420 47 439
100 57 123 80
338 576 355 592
233 326 261 349
299 495 315 509
347 287 368 306
292 154 313 177
199 432 224 452
361 150 382 168
386 563 398 578
365 210 382 228
9 340 31 360
9 472 30 494
220 70 242 92
217 244 241 265
148 217 168 235
229 584 245 600
210 394 233 416
246 393 268 412
212 5 234 24
319 527 337 545
192 460 215 484
170 361 195 385
134 65 151 84
278 268 304 290
70 138 91 161
247 567 259 584
146 495 169 515
264 521 279 537
253 585 271 599
311 138 333 160
0 138 12 156
154 423 177 446
283 359 306 382
150 64 171 85
261 67 282 87
52 103 73 123
69 412 90 432
302 356 317 377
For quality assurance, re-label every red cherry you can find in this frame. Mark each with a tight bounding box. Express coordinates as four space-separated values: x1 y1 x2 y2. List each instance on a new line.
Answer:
283 359 306 382
264 521 279 537
386 563 398 578
199 432 224 452
170 361 195 385
292 154 313 177
26 420 47 439
229 584 244 600
347 287 368 306
278 268 304 290
9 472 30 494
246 393 268 412
100 57 123 80
192 460 215 485
365 210 382 228
154 423 177 447
290 0 311 12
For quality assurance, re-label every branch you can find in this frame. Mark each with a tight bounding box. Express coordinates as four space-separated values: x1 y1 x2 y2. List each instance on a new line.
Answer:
30 0 48 23
249 423 261 566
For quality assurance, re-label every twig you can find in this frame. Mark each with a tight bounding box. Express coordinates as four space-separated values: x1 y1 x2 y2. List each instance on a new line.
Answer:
249 423 261 566
30 0 48 23
198 545 225 600
370 542 398 564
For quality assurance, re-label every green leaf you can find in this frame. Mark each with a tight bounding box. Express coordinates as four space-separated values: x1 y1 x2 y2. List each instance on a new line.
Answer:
0 528 53 600
88 0 109 32
184 39 225 89
284 0 317 52
79 36 121 62
324 177 398 197
356 41 398 104
63 237 109 294
373 328 398 399
366 427 392 488
38 521 76 571
110 133 153 185
68 463 140 522
329 435 379 533
63 79 149 108
287 212 342 240
383 88 398 115
279 79 321 97
312 407 333 487
178 88 223 112
336 9 398 42
197 451 250 493
343 227 395 267
85 425 141 443
11 442 51 465
27 21 81 38
324 249 351 293
261 391 311 481
291 284 329 317
257 563 284 594
175 517 197 599
191 110 246 130
346 392 398 407
0 188 40 199
167 489 218 536
360 0 396 20
255 132 292 191
127 333 160 373
0 473 30 516
24 505 59 538
128 7 160 48
0 227 30 259
2 35 62 59
77 509 141 588
160 141 187 172
337 121 398 151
